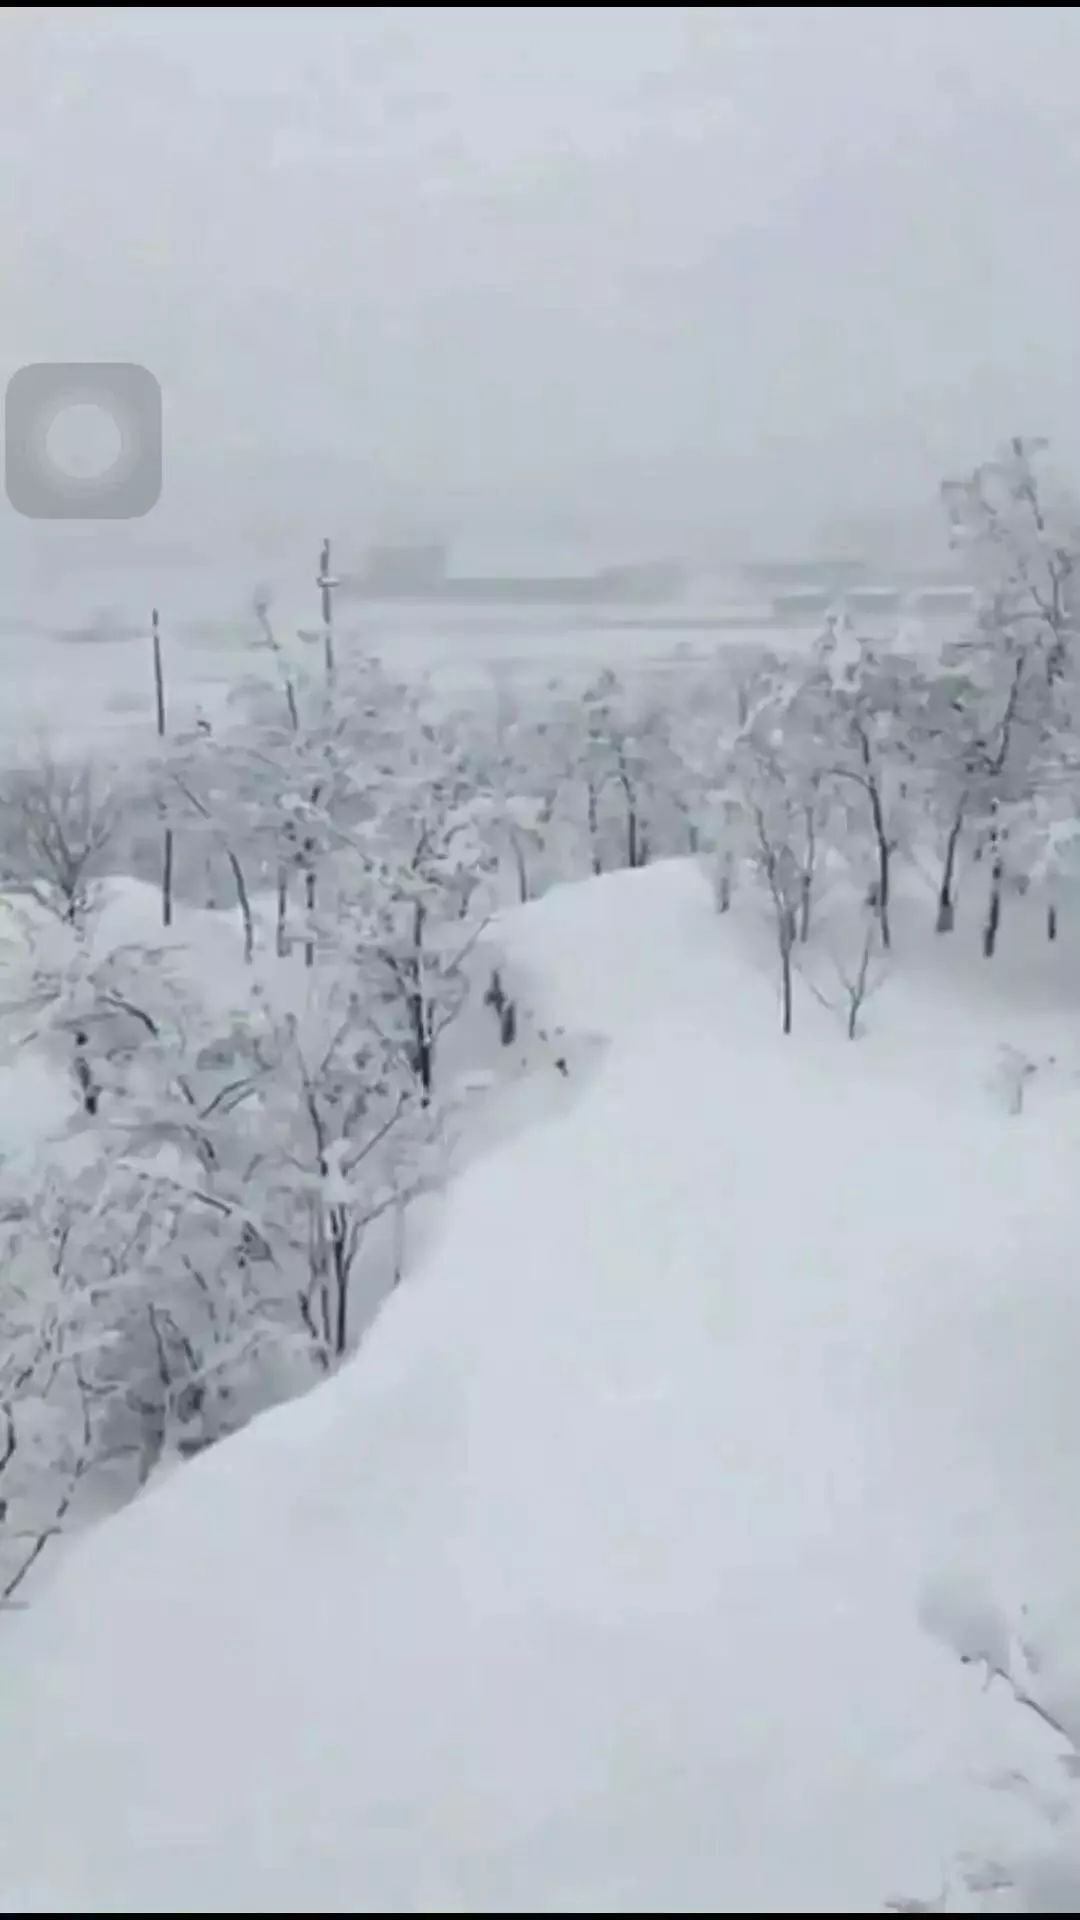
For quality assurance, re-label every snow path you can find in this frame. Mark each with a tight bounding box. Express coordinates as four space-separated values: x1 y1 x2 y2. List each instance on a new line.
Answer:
1 862 1078 1911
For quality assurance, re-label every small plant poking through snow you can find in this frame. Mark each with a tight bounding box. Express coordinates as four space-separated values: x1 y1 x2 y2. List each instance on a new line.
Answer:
914 1573 1080 1911
992 1045 1055 1117
799 911 888 1039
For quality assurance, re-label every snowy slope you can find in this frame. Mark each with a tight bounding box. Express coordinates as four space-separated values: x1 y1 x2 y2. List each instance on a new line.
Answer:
2 861 1080 1912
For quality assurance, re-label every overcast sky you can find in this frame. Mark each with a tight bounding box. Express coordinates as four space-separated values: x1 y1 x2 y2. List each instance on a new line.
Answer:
3 6 1080 553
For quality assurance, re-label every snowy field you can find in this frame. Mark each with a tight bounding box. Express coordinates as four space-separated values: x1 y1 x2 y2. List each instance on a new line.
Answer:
0 607 771 756
0 860 1079 1911
0 550 945 759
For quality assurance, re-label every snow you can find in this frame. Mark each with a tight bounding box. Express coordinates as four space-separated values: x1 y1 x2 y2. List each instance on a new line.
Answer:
0 582 858 767
1 860 1080 1910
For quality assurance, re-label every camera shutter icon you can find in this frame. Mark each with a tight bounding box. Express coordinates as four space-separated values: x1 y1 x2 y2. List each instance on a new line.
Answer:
5 362 162 519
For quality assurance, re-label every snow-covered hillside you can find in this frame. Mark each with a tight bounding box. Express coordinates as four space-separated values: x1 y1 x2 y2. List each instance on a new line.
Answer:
1 859 1079 1912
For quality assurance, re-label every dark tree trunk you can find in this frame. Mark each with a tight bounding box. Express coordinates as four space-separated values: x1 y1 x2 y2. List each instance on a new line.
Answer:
935 806 964 934
303 861 316 968
408 983 432 1095
331 1209 349 1358
151 608 167 738
614 756 641 869
983 855 1003 958
867 781 891 951
303 782 323 968
407 902 433 1098
509 831 529 903
799 867 812 943
161 826 174 929
73 1031 98 1116
778 906 796 1036
852 726 891 950
780 935 793 1036
275 866 289 958
224 847 254 963
587 780 602 875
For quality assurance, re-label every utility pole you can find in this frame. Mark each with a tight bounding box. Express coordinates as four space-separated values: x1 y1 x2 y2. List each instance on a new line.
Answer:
317 536 338 686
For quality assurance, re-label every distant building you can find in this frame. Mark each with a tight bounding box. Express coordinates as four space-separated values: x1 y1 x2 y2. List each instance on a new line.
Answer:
742 557 868 596
771 586 837 620
359 541 448 593
341 539 686 607
593 560 686 603
844 586 904 617
908 584 975 616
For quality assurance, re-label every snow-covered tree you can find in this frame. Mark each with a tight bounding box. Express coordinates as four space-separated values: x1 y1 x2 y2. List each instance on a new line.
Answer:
798 620 922 951
0 751 117 928
728 683 817 1036
939 437 1080 953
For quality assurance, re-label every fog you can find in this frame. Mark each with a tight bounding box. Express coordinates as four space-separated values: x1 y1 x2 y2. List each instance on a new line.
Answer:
4 6 1080 561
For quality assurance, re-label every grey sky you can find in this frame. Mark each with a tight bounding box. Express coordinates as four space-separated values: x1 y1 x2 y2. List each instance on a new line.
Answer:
3 6 1080 553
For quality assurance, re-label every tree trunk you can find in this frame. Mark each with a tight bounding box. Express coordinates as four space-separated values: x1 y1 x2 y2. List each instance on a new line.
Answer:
330 1209 349 1358
780 935 793 1035
151 609 167 737
303 782 322 968
614 756 640 869
866 779 891 950
587 780 602 875
1047 900 1058 942
408 984 431 1096
225 847 254 963
161 825 174 929
778 909 795 1036
509 830 529 903
275 866 289 957
303 862 316 968
935 805 964 934
73 1031 99 1116
408 903 432 1098
983 855 1003 958
391 1197 406 1290
799 804 816 942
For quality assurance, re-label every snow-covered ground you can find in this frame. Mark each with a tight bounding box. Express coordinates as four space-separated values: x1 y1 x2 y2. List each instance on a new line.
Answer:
0 859 1078 1911
0 555 955 762
0 608 750 758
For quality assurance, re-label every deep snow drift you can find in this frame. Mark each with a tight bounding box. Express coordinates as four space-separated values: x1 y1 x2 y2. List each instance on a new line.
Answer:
2 861 1080 1912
